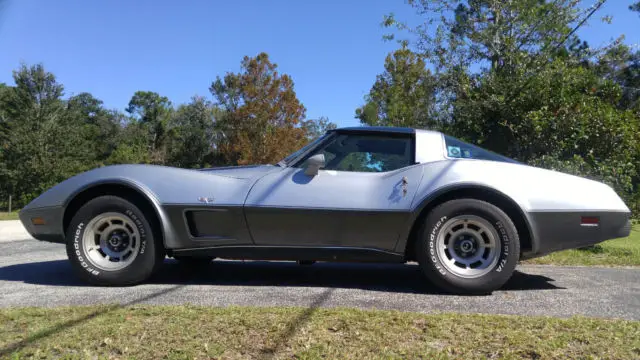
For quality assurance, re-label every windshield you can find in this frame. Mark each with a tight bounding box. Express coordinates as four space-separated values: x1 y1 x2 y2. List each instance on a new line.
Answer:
443 135 520 164
277 133 330 166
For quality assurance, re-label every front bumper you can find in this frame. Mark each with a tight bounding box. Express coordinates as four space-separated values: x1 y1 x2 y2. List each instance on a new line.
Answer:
18 206 66 243
522 210 632 259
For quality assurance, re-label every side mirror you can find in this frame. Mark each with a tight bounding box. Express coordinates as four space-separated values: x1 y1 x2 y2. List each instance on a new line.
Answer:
304 154 325 176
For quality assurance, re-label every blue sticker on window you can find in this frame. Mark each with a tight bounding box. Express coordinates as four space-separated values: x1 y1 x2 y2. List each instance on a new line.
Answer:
447 146 462 158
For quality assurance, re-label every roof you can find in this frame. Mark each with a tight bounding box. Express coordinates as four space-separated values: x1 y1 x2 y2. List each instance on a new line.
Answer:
333 126 415 134
333 126 442 137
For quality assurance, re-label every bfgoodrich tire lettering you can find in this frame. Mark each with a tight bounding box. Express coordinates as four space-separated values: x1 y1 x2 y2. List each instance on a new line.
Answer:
65 196 164 286
416 199 520 294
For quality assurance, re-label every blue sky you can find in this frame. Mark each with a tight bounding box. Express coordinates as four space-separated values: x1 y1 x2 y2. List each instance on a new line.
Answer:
1 0 638 128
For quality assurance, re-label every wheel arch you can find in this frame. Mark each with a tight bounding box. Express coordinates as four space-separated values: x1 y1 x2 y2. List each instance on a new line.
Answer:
399 184 535 261
62 180 173 249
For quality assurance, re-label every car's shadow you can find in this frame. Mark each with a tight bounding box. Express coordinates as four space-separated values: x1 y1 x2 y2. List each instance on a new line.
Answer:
0 259 564 294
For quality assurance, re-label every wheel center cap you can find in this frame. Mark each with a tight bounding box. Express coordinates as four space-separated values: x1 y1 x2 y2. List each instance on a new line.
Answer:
109 235 122 247
460 239 473 252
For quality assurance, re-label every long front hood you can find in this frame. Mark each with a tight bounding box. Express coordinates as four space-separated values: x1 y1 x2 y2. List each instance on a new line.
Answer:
23 164 278 210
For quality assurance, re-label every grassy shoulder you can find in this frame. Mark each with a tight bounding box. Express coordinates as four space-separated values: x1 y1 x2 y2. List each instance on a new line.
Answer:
0 212 19 221
525 225 640 267
1 306 639 359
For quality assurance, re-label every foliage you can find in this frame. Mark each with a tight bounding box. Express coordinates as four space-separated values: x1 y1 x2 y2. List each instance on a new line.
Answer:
301 116 336 140
67 92 122 164
375 0 640 216
356 46 438 128
385 0 583 74
0 65 93 206
0 56 335 208
126 91 173 164
166 96 217 168
592 43 640 115
210 53 309 165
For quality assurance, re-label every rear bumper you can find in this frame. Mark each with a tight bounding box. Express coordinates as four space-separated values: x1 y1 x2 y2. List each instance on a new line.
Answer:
18 206 66 244
522 210 632 259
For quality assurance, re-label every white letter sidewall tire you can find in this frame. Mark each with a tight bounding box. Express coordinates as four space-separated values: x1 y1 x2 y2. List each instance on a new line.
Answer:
416 199 520 294
65 195 162 286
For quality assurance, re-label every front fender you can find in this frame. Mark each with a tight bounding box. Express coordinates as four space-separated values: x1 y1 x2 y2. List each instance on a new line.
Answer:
21 164 260 248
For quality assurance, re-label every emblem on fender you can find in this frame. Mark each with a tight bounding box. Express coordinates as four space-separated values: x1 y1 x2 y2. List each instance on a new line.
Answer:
197 197 215 204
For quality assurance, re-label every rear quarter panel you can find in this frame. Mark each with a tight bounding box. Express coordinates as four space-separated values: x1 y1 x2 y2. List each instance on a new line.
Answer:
400 159 630 256
411 160 629 213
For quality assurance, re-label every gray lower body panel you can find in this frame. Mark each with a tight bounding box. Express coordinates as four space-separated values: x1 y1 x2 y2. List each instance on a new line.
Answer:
162 204 254 248
18 206 66 243
524 210 632 259
244 206 410 251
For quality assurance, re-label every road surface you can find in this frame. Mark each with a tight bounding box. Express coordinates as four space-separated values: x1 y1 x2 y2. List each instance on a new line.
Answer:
0 226 638 320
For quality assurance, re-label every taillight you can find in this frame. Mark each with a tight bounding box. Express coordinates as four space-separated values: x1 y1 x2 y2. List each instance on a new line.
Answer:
580 216 599 227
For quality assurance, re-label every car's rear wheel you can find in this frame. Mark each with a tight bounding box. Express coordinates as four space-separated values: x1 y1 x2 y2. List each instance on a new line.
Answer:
416 199 520 294
65 195 164 286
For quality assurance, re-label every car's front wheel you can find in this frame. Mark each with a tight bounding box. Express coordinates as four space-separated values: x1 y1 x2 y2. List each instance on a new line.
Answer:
416 199 520 294
65 196 164 286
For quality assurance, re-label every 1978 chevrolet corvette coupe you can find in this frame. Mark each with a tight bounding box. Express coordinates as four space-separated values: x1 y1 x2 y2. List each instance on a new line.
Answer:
19 127 632 294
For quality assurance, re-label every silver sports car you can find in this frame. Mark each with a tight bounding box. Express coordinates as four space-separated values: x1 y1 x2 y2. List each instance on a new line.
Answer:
19 127 631 294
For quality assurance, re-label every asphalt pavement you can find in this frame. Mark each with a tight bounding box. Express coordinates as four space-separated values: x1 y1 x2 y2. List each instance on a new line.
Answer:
0 232 639 320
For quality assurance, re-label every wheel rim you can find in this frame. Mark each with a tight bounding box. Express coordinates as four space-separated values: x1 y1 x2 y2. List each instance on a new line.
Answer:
82 212 141 271
435 215 500 278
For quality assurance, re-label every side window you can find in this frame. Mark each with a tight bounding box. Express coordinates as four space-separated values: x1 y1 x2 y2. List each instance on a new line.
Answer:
443 135 519 164
300 134 413 172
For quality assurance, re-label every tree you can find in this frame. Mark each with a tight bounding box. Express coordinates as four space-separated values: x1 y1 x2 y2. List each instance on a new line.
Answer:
592 44 640 115
67 92 122 163
125 91 173 164
0 83 9 122
631 1 640 14
106 115 150 165
0 64 92 206
356 46 437 128
301 116 336 140
210 53 308 165
385 0 586 73
383 0 640 213
166 96 216 168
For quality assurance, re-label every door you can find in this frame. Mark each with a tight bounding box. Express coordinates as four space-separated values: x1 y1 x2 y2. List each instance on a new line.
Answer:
244 132 423 251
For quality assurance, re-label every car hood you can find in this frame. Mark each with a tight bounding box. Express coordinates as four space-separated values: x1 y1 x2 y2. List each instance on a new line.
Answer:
198 164 280 179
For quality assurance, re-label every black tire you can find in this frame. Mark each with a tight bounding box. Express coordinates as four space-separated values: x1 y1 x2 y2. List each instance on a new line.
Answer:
416 199 520 295
65 195 164 286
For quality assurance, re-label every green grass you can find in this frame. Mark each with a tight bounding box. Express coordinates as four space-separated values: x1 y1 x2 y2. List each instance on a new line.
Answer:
525 225 640 267
0 212 18 221
0 305 638 359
